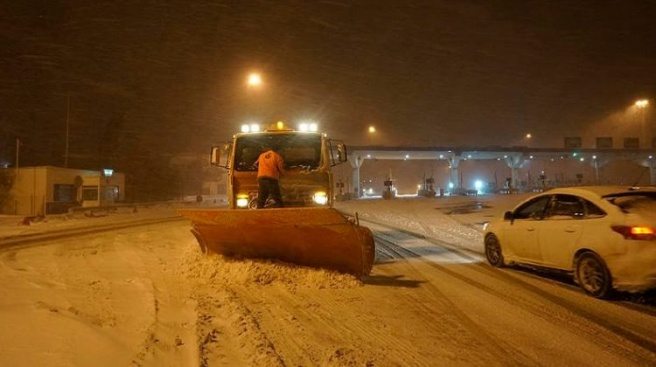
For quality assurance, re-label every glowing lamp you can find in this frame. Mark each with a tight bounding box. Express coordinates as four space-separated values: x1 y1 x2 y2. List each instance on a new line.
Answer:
474 179 483 191
236 194 249 208
247 73 262 87
635 99 649 108
312 191 328 205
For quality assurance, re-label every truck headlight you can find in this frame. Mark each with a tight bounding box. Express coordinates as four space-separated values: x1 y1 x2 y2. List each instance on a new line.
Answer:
313 191 328 205
236 194 249 208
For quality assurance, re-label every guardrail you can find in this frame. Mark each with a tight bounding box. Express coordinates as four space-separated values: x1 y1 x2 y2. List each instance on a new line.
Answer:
66 201 192 216
1 216 186 250
14 201 198 226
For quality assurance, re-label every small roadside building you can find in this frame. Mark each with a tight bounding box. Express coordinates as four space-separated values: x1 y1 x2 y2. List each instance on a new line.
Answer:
1 166 125 216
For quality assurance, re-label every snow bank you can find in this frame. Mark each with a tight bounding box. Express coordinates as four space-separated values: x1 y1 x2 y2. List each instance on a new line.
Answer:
0 204 182 238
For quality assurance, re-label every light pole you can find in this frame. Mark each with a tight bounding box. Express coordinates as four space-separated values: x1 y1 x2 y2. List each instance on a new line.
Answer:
367 125 376 146
15 137 20 175
65 94 70 168
244 71 265 123
635 99 649 148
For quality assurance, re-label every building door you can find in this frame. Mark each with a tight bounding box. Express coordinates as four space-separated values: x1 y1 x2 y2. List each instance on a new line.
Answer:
102 185 119 204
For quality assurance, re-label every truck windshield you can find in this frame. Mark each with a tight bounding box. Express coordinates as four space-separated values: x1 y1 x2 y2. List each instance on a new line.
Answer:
234 133 322 171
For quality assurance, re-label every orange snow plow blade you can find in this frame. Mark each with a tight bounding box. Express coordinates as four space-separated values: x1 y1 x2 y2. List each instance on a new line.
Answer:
178 207 375 277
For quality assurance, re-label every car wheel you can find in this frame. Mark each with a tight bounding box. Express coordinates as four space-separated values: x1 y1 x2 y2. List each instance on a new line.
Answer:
575 252 612 299
485 235 505 267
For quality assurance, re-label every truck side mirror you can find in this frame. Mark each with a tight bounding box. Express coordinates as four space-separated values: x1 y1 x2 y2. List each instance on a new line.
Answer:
210 144 230 168
210 146 220 165
337 143 348 163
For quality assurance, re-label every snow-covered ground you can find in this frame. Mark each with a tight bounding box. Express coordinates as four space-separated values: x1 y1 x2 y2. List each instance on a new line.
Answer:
1 194 655 366
336 193 534 253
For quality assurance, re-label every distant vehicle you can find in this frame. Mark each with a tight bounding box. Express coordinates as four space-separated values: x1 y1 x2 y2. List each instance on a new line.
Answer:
484 186 656 298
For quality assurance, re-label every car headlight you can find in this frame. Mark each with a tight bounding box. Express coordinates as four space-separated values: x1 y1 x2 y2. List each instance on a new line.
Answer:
236 194 249 208
313 191 328 205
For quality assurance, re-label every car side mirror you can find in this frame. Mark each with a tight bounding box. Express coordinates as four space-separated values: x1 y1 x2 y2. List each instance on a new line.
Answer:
503 211 514 222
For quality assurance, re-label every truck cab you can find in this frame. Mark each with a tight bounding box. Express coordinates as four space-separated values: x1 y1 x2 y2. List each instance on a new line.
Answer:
212 122 347 209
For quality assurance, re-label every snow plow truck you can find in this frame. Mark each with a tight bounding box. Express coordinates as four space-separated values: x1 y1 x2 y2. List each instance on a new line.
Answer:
179 121 375 277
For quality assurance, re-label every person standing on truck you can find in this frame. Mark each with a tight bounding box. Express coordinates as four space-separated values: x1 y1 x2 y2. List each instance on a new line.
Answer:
255 145 285 208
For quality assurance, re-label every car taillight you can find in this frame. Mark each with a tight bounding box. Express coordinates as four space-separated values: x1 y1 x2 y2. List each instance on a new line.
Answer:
611 225 656 240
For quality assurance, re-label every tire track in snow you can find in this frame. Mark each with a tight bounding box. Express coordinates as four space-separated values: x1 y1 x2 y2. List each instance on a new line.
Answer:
194 290 286 367
231 286 388 366
375 236 538 367
187 263 286 366
366 212 655 310
372 226 656 365
374 217 656 347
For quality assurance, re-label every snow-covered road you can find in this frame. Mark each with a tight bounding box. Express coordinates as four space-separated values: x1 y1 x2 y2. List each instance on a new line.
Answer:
0 218 198 366
1 196 655 366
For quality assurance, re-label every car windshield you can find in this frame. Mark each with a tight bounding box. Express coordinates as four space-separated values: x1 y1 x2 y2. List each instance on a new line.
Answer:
604 192 656 216
233 133 322 171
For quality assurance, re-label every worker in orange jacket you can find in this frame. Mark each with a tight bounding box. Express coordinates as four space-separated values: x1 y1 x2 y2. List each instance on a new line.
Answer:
255 146 285 208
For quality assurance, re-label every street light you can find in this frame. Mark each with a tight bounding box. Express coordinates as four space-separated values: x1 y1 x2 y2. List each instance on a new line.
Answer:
247 72 262 88
367 125 377 146
635 99 649 108
525 133 532 139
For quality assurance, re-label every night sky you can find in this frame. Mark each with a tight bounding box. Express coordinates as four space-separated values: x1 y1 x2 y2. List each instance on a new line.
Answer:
2 1 656 196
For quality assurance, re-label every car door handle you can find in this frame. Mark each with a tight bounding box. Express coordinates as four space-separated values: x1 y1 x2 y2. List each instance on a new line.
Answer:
526 228 535 232
564 227 577 233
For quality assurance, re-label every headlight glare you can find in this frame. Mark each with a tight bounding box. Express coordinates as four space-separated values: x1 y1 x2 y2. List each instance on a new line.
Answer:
236 195 249 208
313 191 328 205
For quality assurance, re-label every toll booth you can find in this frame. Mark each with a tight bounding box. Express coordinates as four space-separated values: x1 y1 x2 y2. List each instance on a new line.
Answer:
383 179 395 200
418 177 436 197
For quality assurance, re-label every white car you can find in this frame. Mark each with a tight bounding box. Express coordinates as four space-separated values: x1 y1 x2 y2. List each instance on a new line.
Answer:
484 186 656 298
